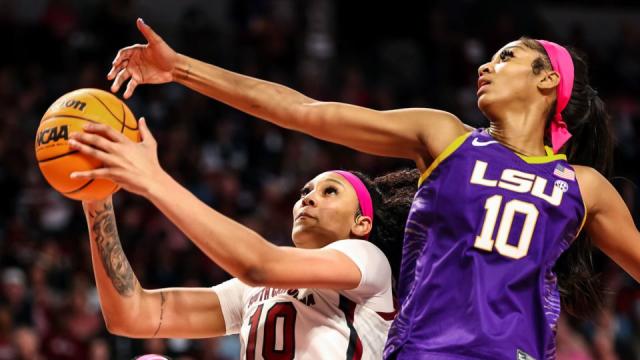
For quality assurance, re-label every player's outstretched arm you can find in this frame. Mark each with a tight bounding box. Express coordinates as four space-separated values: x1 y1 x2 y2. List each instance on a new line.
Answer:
82 197 227 339
142 171 365 291
109 19 468 165
170 54 468 162
576 166 640 282
71 124 365 291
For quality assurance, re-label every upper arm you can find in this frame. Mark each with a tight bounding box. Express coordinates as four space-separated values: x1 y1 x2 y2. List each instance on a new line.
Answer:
244 245 364 290
115 287 227 339
294 103 469 166
577 166 640 282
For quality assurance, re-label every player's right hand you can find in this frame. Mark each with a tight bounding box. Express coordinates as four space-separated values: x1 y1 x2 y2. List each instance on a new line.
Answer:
107 18 177 99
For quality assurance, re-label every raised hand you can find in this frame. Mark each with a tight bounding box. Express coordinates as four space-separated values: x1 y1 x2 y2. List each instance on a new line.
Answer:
68 118 165 197
107 18 178 99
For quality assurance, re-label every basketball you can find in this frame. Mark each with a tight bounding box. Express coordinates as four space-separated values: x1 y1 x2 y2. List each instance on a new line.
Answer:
35 88 140 201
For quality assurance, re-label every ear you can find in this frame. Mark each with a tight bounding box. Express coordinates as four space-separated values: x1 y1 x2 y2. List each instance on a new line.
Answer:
537 70 560 91
350 215 373 239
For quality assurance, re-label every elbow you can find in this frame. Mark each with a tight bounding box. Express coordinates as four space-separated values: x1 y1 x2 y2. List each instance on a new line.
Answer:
240 265 269 287
236 243 280 287
285 100 323 130
100 301 145 337
103 314 148 338
103 314 134 336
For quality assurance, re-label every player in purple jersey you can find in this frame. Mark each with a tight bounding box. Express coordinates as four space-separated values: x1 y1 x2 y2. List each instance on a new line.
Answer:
105 19 640 359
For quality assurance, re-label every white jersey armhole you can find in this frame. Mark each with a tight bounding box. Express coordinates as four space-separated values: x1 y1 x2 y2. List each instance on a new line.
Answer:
211 278 251 335
323 239 394 313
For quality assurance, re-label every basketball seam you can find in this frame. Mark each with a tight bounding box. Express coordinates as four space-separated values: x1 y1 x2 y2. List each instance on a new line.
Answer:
88 92 139 130
63 178 95 194
120 103 126 133
38 150 80 163
40 114 102 124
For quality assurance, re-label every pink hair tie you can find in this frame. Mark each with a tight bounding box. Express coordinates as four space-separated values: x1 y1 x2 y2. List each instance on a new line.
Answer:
332 170 374 239
537 39 574 153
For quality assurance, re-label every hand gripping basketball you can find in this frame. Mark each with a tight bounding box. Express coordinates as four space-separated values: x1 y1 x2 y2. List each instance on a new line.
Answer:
68 117 164 198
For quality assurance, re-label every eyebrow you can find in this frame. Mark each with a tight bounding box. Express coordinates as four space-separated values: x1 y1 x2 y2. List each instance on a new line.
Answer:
323 178 346 187
302 178 346 189
491 45 524 62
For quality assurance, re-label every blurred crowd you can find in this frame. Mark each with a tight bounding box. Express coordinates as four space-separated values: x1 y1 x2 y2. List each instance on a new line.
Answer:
0 0 639 359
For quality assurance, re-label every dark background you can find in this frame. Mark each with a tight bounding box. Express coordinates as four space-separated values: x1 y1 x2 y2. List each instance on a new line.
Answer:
0 0 639 359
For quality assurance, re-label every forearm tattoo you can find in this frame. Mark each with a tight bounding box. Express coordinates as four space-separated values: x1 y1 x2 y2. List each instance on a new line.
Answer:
153 291 166 337
91 202 138 297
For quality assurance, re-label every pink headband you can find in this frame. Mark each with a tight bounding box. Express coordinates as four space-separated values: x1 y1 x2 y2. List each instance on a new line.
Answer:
332 170 374 239
537 40 574 153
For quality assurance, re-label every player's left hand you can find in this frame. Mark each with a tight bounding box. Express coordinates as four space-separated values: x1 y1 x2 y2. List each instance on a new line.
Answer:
68 117 164 197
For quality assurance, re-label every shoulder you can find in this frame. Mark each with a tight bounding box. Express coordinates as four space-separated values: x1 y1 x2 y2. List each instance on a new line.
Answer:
211 277 252 297
326 240 393 303
573 165 607 192
324 239 391 279
324 239 388 261
407 108 472 137
400 109 472 170
572 165 609 213
383 108 471 145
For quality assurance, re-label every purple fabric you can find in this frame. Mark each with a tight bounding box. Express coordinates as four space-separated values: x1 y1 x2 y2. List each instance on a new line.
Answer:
384 129 585 360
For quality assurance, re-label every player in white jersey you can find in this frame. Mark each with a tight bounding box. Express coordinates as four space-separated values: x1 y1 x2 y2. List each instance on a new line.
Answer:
71 121 418 359
214 239 395 359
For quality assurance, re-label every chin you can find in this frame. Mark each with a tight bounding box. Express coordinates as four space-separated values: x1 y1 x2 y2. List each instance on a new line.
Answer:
291 228 314 248
477 94 490 112
477 95 501 119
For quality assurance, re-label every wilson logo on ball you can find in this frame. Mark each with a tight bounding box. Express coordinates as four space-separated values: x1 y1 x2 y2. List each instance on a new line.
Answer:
53 99 87 112
36 125 69 146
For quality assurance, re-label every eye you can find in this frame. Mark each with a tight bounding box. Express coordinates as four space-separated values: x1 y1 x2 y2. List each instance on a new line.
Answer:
499 49 514 62
300 186 311 197
324 186 338 195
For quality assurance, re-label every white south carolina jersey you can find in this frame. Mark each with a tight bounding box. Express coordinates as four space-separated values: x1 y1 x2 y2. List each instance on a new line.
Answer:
212 239 396 360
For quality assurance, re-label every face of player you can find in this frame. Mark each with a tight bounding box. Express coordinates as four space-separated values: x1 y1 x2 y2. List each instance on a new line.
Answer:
476 40 551 119
291 172 365 249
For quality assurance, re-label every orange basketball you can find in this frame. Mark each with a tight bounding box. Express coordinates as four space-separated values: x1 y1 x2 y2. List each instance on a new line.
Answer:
35 88 140 201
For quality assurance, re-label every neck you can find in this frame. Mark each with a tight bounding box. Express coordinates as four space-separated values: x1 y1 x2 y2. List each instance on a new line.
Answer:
487 102 549 156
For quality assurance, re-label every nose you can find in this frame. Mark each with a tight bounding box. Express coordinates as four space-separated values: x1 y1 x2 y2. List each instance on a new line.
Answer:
301 192 317 207
478 62 492 77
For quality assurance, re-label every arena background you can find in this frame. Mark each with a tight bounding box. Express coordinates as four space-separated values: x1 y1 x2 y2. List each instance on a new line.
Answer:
1 0 639 359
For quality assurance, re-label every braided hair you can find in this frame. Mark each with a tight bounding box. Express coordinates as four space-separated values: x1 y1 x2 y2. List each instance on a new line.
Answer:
349 169 420 284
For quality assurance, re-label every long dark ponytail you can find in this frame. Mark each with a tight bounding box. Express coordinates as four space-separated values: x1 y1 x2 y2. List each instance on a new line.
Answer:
522 37 614 318
350 169 420 284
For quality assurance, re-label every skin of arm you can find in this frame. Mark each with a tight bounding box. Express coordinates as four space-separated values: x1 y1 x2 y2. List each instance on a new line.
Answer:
70 122 364 292
109 19 469 170
173 54 468 166
83 197 227 338
144 171 364 290
576 166 640 281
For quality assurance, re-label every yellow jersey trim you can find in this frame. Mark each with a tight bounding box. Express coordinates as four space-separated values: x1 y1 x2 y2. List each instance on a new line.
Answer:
418 132 472 187
515 146 567 164
576 197 588 237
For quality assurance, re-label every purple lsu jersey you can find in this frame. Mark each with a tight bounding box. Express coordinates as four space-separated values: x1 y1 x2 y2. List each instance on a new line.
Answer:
384 129 586 360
